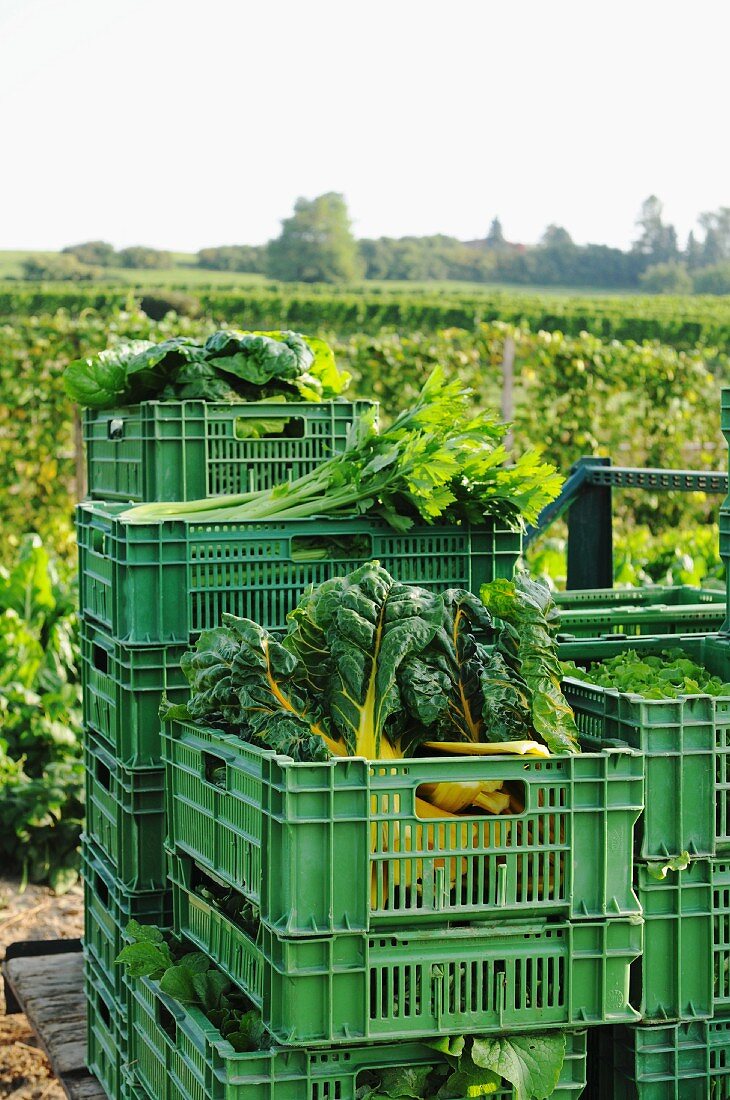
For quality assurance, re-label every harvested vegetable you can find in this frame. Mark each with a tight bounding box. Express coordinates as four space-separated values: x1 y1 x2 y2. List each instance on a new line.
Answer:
163 561 577 769
123 368 562 529
63 329 348 408
119 921 567 1099
562 648 730 700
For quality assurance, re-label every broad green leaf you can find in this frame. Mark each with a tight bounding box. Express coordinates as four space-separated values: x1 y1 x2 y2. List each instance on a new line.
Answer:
115 942 170 979
470 1032 566 1100
125 920 166 944
376 1065 434 1098
62 341 152 407
323 563 443 758
159 963 199 1004
191 969 231 1011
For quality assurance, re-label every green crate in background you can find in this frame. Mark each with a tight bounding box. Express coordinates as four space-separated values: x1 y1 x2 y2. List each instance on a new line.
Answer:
169 852 642 1044
631 860 713 1022
713 858 730 1013
82 837 171 999
556 585 725 640
84 399 377 502
129 975 588 1100
76 501 521 642
560 633 730 858
164 720 642 933
84 950 127 1100
84 729 166 891
596 1018 730 1100
81 618 188 768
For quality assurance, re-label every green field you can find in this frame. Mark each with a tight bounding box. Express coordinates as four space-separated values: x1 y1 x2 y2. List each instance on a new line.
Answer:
0 249 651 297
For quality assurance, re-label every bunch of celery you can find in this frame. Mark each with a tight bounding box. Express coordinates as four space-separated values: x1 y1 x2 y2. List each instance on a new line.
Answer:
123 368 562 530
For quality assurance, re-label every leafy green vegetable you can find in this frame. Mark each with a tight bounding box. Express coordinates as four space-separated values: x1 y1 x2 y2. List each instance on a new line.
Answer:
561 648 730 700
61 340 153 407
165 562 576 762
123 367 562 530
116 923 267 1053
63 328 347 407
481 571 579 754
647 852 691 880
470 1033 566 1100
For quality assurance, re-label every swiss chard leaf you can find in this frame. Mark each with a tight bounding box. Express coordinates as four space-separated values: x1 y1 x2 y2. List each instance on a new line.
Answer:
482 571 579 754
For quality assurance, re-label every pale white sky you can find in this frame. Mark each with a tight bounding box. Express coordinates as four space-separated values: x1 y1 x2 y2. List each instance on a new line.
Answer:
1 0 729 252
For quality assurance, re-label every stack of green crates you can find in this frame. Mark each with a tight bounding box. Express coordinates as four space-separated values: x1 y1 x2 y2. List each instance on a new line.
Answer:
562 630 730 1097
78 396 378 1098
146 709 644 1098
77 394 532 1098
555 585 725 640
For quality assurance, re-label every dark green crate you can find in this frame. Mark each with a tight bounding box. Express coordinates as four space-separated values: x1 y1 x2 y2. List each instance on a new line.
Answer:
164 719 642 934
84 950 128 1100
85 729 166 891
76 501 522 642
130 976 588 1100
81 618 188 768
84 399 377 502
631 860 713 1022
82 837 171 999
560 633 730 858
556 585 724 640
713 859 730 1013
597 1019 730 1100
170 853 642 1044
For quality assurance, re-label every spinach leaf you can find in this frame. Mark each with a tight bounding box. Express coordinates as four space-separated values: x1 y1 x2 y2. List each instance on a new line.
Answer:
470 1032 566 1100
63 340 153 407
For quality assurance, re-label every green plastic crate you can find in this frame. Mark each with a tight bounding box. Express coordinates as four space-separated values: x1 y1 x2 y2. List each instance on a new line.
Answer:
713 859 730 1013
164 719 642 933
170 853 642 1044
76 501 522 643
631 860 713 1022
85 950 128 1100
85 729 166 891
84 399 377 503
82 837 170 999
130 977 588 1100
560 633 730 858
556 585 725 640
597 1019 730 1100
81 618 188 768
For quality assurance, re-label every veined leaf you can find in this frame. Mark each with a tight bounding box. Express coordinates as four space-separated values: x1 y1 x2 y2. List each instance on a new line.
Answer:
323 563 443 758
470 1032 566 1100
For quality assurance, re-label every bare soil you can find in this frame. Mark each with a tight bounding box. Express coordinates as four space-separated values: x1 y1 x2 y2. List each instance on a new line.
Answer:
0 878 83 1099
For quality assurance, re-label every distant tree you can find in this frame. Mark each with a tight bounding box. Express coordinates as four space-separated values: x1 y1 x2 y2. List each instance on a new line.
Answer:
632 196 678 264
197 245 268 273
685 230 703 270
698 208 730 266
21 254 100 281
116 246 172 270
61 240 116 266
485 217 507 250
692 262 730 295
267 193 364 283
359 235 495 282
639 261 693 294
541 224 573 248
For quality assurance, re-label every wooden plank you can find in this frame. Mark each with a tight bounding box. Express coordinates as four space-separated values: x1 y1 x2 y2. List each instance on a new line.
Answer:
2 951 107 1100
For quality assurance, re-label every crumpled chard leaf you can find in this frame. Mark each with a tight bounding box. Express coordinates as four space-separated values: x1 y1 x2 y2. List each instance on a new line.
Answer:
399 589 533 746
315 563 444 758
482 571 579 754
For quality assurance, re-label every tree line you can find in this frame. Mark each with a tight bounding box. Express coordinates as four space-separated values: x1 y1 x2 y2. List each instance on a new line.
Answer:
26 193 730 293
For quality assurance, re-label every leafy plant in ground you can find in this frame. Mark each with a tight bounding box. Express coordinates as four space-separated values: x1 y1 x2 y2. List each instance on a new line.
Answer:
0 535 82 891
562 648 730 700
119 922 566 1098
